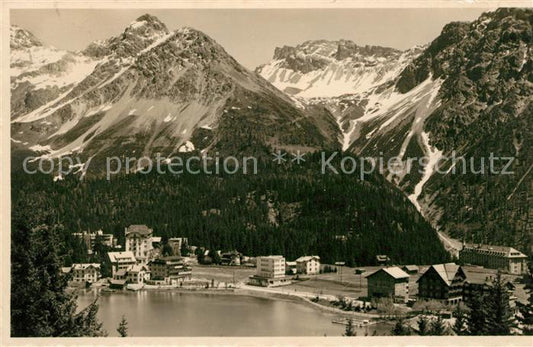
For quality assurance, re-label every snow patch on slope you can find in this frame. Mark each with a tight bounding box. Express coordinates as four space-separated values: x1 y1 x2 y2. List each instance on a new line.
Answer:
408 131 443 212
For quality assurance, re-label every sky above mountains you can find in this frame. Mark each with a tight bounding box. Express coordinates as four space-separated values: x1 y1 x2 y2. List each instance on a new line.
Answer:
11 8 491 69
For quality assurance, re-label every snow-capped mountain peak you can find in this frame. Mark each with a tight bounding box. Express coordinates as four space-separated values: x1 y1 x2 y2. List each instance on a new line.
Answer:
10 25 42 49
256 40 424 98
11 16 339 171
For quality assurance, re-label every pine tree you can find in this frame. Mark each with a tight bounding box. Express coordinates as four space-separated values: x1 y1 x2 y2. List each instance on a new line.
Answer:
117 315 128 337
417 316 429 335
343 319 357 336
71 298 107 337
162 243 174 257
452 304 467 335
466 290 487 335
10 207 106 337
484 272 516 335
517 265 533 335
180 242 190 256
391 317 411 335
429 316 449 336
209 250 221 265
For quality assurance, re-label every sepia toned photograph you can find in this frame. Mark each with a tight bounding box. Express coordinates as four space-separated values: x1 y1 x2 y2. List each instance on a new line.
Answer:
3 0 533 344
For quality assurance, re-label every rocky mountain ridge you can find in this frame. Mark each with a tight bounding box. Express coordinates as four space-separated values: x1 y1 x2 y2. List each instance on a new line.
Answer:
256 39 424 98
11 15 340 174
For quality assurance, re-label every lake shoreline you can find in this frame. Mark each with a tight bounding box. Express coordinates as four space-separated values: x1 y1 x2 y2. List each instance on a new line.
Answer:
78 285 392 336
90 284 382 321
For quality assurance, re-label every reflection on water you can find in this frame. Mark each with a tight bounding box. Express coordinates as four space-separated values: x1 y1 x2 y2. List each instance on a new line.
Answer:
77 289 390 337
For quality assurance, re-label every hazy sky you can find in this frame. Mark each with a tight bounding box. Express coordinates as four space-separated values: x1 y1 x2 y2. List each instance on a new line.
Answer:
11 8 492 69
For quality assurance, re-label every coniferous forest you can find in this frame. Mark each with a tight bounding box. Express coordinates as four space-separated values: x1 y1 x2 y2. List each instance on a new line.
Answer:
12 152 450 266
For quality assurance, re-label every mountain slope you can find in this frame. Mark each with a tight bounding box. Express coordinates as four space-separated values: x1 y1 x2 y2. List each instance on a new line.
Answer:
258 8 533 252
11 15 340 173
10 26 100 121
395 8 532 249
12 153 451 266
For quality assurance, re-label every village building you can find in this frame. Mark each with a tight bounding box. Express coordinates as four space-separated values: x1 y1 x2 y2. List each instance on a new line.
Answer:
462 267 517 307
295 256 321 275
285 261 297 274
249 255 291 287
125 225 155 263
72 229 117 254
376 255 391 265
71 263 101 284
459 243 528 275
366 267 410 303
107 251 137 277
168 237 188 255
126 264 151 285
112 269 128 281
220 251 241 266
401 265 419 275
148 256 192 285
417 263 466 305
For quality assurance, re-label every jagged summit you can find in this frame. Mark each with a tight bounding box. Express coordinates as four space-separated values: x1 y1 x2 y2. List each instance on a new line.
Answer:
257 39 419 98
125 13 169 35
10 25 42 49
82 14 170 58
269 40 402 74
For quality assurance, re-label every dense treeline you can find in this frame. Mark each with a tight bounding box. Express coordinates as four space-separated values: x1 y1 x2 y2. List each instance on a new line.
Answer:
12 152 450 265
11 203 106 337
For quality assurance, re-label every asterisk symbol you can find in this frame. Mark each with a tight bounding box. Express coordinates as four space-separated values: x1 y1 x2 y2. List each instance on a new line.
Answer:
291 150 306 165
272 149 287 164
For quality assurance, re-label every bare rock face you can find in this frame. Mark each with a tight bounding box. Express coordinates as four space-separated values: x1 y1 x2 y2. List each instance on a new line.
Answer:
394 8 533 248
257 39 420 98
257 8 532 250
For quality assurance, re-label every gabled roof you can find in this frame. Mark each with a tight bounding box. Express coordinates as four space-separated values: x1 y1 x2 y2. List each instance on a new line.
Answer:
295 255 320 262
128 264 149 273
367 266 409 280
149 256 184 265
259 255 285 260
72 263 101 270
418 263 461 286
108 251 136 263
462 243 527 258
115 269 127 276
125 224 153 236
109 279 127 285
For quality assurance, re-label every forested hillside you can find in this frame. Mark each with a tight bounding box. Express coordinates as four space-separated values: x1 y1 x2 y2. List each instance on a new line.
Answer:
12 153 450 266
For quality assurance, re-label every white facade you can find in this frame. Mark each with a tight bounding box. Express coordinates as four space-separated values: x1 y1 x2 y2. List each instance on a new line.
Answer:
460 243 528 275
126 265 150 284
295 256 320 275
257 256 286 279
108 251 137 276
125 225 154 263
71 263 101 283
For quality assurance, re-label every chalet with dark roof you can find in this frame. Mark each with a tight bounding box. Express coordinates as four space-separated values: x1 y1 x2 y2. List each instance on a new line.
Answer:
417 263 466 304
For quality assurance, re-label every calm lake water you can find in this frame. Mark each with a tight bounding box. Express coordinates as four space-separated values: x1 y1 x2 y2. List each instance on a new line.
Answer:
77 289 391 337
